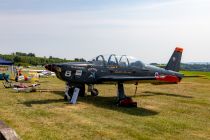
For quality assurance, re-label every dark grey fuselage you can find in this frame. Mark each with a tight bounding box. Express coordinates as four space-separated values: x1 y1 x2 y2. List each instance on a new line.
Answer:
49 61 183 85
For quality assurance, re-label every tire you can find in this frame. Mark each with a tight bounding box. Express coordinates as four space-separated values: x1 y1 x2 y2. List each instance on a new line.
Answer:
64 95 68 101
91 88 99 96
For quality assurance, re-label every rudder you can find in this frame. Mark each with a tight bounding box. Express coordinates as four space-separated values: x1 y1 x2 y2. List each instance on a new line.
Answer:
165 47 183 72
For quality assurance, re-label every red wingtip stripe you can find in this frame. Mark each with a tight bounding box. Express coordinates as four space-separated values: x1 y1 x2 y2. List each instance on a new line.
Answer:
175 47 183 53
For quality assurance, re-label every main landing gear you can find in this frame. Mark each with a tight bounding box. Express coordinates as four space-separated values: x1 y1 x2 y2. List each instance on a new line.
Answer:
117 82 137 107
64 82 137 107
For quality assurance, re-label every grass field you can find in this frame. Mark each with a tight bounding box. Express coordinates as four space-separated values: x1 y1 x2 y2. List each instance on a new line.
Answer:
181 71 210 79
0 72 210 140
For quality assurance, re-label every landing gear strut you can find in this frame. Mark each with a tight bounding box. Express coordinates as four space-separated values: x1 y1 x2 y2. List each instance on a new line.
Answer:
117 82 137 107
64 83 86 101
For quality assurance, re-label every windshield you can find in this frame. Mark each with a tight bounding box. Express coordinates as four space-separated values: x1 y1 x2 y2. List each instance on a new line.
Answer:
92 54 145 68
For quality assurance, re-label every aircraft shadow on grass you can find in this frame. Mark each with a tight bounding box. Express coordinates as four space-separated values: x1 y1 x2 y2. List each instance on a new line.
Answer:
134 91 193 98
21 91 158 117
22 98 64 107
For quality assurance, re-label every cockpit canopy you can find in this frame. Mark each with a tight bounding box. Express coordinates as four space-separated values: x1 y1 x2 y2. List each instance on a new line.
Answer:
91 54 145 68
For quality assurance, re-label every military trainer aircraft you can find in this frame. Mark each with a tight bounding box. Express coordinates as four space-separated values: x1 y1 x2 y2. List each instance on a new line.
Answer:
45 47 184 107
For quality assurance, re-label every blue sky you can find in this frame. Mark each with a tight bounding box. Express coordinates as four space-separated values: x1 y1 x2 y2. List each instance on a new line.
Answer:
0 0 210 63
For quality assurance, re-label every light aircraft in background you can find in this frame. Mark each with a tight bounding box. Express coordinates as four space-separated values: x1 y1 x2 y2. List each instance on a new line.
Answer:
2 73 40 92
37 70 56 77
22 69 56 77
45 47 184 107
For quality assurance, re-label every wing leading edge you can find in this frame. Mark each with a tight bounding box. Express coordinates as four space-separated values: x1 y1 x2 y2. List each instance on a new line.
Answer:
98 75 181 84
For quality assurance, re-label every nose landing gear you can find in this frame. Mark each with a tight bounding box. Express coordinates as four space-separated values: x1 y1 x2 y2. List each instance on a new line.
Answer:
64 83 86 101
88 85 99 96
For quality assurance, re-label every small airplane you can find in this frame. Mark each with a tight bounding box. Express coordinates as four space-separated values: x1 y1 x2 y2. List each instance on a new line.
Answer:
29 70 56 77
2 73 40 92
22 69 56 77
45 47 184 107
13 83 40 93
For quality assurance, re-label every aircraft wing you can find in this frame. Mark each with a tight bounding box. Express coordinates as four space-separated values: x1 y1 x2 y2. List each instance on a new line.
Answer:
98 75 156 82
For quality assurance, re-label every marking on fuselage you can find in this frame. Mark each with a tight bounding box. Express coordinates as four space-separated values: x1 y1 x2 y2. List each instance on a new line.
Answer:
88 68 98 72
88 68 97 79
173 57 176 62
65 71 72 77
75 70 83 76
155 72 159 77
56 67 62 72
88 73 95 79
112 71 132 74
70 66 85 69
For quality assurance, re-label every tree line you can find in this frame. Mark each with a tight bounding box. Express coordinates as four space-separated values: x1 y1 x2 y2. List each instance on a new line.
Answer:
181 63 210 72
150 63 210 72
1 52 209 71
0 52 86 66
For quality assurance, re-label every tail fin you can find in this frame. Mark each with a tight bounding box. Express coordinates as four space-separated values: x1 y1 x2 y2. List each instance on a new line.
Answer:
165 47 183 72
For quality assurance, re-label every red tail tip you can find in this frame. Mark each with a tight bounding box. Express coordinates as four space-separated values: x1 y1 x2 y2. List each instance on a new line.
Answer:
175 47 183 53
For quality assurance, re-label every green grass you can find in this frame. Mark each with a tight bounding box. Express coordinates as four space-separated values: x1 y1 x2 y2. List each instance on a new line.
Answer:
181 71 210 79
0 72 210 140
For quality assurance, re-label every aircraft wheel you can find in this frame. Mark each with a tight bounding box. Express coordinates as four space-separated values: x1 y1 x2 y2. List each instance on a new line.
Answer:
64 95 68 101
78 84 85 97
91 88 99 96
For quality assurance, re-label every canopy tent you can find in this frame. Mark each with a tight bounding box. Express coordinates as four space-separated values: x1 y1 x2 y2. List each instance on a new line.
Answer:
0 57 14 80
0 57 13 65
